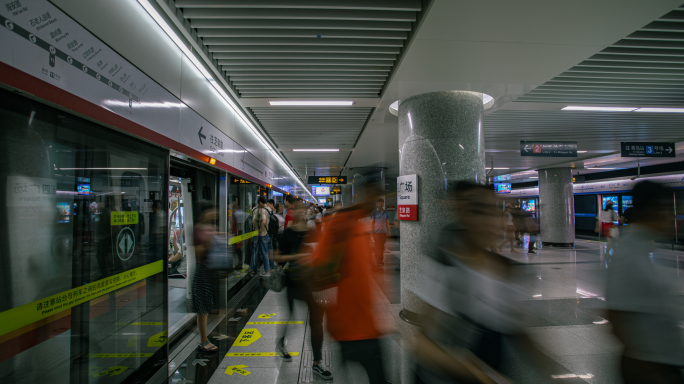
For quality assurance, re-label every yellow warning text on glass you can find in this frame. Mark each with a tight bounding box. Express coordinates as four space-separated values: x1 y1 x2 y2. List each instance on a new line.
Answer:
233 328 261 347
258 313 276 319
247 321 304 325
226 365 251 376
0 260 163 338
225 352 300 357
147 331 167 347
111 211 139 226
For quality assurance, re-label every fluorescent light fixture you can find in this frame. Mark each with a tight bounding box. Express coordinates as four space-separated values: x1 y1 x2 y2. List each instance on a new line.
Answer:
577 151 588 153
492 167 509 170
591 168 616 170
562 106 637 112
635 108 684 113
293 149 339 152
137 0 315 201
533 294 542 297
530 177 538 179
269 101 353 106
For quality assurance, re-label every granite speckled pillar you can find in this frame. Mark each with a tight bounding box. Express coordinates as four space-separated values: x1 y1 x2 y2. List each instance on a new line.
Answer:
538 167 575 247
398 91 486 321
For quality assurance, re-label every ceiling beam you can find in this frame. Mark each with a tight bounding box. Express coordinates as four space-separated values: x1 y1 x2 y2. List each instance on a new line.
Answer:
197 28 407 39
191 19 412 31
183 8 416 22
175 0 421 11
226 65 391 71
220 59 393 66
211 52 397 60
229 75 388 80
210 45 400 53
203 37 403 47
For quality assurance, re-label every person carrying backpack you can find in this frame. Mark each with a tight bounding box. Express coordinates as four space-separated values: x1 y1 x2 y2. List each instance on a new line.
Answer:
266 199 281 254
252 197 275 277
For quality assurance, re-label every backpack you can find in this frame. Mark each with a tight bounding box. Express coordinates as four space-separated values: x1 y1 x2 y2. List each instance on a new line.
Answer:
267 209 279 237
244 209 254 233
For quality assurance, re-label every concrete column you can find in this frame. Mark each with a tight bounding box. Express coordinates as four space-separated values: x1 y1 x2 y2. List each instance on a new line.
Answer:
538 167 575 247
340 184 353 207
398 91 486 322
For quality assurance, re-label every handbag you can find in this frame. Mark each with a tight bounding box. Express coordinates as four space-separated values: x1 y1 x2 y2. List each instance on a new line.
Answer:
266 267 286 292
205 234 234 273
609 226 620 239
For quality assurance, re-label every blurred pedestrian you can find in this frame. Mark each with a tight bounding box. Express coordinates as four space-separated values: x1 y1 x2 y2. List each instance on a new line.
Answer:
607 181 684 384
193 203 219 353
284 195 296 229
315 185 389 383
415 182 539 384
497 203 518 253
273 203 285 254
274 201 332 380
370 198 391 267
512 204 524 246
252 197 274 277
598 200 619 255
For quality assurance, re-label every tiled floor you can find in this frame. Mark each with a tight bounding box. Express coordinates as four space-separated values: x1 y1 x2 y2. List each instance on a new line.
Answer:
204 238 684 383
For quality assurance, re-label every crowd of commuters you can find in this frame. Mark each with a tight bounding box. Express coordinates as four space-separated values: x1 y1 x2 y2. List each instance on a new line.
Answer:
187 178 681 384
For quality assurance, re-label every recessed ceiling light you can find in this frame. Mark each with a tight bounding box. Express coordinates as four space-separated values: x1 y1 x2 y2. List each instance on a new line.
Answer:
635 108 684 113
562 106 637 112
577 151 588 153
269 101 353 106
292 149 340 152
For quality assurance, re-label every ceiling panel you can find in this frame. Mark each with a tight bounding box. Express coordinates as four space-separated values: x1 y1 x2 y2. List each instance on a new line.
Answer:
516 5 684 105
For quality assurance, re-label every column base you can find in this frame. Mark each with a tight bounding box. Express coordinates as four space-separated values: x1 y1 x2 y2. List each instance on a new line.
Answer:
399 308 425 327
542 242 575 248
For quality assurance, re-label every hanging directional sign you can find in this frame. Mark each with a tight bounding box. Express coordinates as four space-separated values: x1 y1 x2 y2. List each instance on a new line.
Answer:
308 176 347 184
621 142 675 158
520 141 577 157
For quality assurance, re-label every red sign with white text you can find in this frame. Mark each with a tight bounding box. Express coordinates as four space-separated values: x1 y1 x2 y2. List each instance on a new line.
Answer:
398 205 418 221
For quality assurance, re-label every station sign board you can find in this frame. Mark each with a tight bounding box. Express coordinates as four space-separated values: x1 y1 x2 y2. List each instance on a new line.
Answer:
520 141 577 157
307 176 347 184
620 142 675 158
397 174 418 221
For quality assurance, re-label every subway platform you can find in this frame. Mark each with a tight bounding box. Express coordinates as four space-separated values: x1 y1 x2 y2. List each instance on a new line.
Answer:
170 238 684 384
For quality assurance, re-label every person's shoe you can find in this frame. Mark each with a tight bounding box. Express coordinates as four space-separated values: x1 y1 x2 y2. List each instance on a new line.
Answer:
260 272 271 277
276 346 292 362
312 363 333 380
528 249 536 254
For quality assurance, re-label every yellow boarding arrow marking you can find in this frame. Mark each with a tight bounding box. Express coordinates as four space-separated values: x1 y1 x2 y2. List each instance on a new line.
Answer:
147 331 167 347
226 365 251 376
257 313 276 319
94 366 128 377
233 328 261 347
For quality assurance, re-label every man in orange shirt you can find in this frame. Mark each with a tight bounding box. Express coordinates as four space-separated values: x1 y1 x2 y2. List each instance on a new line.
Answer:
313 188 389 383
